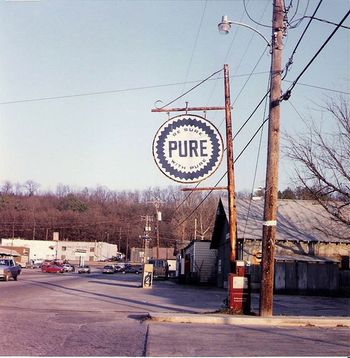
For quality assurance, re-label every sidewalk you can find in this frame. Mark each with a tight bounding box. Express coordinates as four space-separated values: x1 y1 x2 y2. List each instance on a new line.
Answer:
147 285 350 327
148 312 350 327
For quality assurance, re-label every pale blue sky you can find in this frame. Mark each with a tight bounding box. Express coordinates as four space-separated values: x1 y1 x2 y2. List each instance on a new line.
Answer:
0 0 349 193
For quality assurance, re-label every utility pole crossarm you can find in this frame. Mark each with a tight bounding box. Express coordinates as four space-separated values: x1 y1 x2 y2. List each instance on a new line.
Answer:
151 106 227 113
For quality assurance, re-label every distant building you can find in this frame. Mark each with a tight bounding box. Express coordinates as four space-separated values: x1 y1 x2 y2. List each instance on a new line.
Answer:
0 238 118 263
130 246 176 263
178 240 217 285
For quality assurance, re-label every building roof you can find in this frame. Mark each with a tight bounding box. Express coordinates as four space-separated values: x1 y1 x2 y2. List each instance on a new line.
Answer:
213 197 350 245
0 247 20 257
274 253 337 263
182 240 214 252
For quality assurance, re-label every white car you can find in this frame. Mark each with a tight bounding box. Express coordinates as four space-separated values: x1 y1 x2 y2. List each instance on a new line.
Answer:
102 265 115 274
78 266 91 274
62 264 75 272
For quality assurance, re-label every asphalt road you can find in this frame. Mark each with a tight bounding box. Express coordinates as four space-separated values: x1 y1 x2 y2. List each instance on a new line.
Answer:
0 268 349 356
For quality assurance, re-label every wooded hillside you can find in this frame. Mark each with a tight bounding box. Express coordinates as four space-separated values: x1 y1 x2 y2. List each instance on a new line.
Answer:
0 181 219 257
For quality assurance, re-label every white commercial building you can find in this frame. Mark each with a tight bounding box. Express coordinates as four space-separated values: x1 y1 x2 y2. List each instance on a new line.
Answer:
1 238 118 263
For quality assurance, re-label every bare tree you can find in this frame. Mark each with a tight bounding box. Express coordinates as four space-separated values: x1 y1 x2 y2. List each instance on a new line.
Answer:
24 180 40 196
285 96 350 225
1 181 13 195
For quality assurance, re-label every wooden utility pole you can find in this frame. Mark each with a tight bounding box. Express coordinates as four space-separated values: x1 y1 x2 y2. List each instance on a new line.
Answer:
224 64 237 271
259 0 284 317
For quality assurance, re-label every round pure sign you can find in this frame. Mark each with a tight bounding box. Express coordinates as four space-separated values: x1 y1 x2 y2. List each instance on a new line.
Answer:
153 114 224 183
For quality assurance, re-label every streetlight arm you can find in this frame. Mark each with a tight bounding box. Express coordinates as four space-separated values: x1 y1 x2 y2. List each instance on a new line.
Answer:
218 16 271 47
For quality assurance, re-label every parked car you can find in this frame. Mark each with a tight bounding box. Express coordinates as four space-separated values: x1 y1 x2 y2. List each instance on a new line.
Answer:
78 265 91 274
0 257 21 281
41 264 64 273
102 265 115 274
122 265 143 274
31 259 44 268
114 264 126 272
62 263 75 272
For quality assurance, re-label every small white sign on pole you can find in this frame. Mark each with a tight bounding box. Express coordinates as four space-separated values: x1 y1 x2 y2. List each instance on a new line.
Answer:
53 232 59 241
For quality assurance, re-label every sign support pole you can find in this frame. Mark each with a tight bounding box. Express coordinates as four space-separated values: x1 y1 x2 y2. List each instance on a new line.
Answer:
224 64 237 272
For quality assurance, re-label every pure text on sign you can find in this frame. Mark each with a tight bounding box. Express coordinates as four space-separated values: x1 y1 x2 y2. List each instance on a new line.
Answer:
168 140 208 158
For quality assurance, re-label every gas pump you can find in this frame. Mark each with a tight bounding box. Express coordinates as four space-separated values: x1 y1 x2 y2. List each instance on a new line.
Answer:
142 263 153 288
227 260 251 314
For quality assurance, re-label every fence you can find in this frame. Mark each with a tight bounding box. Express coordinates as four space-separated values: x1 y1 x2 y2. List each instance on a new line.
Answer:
249 261 349 296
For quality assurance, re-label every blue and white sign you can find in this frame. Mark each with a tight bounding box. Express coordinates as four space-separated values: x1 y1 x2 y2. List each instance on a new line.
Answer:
153 114 224 183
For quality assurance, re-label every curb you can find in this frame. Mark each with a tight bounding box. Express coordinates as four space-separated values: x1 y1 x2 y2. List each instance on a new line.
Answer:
148 313 350 327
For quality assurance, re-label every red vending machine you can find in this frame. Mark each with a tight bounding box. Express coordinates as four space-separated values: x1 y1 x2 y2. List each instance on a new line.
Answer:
228 261 251 314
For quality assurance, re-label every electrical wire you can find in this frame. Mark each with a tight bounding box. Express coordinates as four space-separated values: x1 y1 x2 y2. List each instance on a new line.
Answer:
172 89 270 216
289 15 350 30
284 0 301 25
175 116 269 228
159 68 223 109
243 0 272 28
181 0 208 96
0 71 269 106
242 75 271 240
170 46 269 215
283 0 323 80
282 81 349 95
282 8 350 101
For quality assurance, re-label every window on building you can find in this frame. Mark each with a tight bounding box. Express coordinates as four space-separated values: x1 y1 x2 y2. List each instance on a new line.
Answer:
90 247 95 253
62 246 67 251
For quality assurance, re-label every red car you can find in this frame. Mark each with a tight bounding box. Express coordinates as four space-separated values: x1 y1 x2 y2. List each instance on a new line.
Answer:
41 264 64 273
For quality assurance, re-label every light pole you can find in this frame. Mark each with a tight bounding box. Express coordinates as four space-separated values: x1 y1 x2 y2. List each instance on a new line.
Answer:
219 0 284 317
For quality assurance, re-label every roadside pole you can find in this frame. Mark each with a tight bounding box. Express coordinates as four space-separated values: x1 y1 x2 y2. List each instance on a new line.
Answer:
224 64 237 272
259 0 284 317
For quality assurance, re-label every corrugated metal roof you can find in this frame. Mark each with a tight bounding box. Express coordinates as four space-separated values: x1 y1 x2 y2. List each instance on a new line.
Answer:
219 197 350 243
274 253 337 263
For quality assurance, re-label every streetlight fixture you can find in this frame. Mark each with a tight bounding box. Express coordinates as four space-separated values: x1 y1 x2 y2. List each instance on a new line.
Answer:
218 15 271 48
218 0 284 317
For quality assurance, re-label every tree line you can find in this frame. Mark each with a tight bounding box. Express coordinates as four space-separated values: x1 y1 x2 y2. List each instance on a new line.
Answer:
0 182 220 258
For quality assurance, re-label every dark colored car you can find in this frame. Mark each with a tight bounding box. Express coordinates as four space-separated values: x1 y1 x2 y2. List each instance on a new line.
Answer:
122 265 143 274
41 264 64 273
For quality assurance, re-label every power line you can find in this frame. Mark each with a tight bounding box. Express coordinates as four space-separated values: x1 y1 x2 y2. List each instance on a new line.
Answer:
181 0 208 95
283 0 323 80
0 72 342 106
243 0 272 28
159 68 223 109
173 89 270 216
242 74 271 240
175 116 269 228
4 69 270 106
290 15 350 30
282 81 349 95
282 8 350 101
